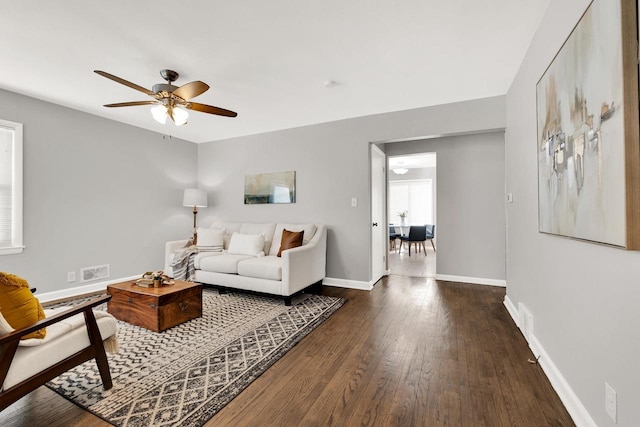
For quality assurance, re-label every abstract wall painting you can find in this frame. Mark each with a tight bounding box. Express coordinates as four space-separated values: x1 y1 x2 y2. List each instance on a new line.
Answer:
536 0 640 248
244 171 296 204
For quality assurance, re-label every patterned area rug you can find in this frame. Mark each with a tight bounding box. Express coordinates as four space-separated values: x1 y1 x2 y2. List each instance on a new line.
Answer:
45 289 344 426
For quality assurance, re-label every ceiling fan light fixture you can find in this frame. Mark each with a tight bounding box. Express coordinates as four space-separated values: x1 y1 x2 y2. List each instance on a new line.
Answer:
151 104 168 124
95 69 237 125
173 106 189 126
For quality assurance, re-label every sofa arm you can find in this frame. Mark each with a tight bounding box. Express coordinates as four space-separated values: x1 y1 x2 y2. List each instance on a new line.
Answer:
165 239 189 277
281 225 327 295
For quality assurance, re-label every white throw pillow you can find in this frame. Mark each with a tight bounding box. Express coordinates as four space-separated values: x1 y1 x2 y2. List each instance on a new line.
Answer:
211 222 241 249
227 232 265 257
197 228 225 251
0 310 15 335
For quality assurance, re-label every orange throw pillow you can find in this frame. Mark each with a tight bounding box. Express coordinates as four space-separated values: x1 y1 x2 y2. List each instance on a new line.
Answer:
0 272 46 339
277 229 304 257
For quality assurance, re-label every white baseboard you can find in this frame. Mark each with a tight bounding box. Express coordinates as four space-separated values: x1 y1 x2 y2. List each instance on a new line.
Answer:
502 295 596 427
435 274 506 287
323 275 505 291
323 277 373 291
503 295 519 328
36 275 139 303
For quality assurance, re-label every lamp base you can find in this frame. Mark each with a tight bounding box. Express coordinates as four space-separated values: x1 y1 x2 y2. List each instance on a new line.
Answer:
192 207 199 245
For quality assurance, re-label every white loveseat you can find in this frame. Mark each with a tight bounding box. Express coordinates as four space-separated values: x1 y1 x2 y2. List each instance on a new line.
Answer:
165 222 326 304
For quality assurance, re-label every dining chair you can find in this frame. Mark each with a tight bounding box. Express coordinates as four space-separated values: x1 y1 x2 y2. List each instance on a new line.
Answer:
389 225 401 251
398 225 427 256
425 224 436 251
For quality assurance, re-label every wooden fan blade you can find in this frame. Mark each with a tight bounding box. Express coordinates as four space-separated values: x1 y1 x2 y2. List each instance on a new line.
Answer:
173 81 209 101
94 70 155 96
103 101 158 107
189 102 237 117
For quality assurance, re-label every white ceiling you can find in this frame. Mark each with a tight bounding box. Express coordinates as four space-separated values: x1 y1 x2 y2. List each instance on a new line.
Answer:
0 0 549 143
389 153 436 170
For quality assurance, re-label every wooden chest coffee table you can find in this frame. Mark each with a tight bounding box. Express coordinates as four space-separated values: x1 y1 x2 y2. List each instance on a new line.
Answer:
106 280 203 332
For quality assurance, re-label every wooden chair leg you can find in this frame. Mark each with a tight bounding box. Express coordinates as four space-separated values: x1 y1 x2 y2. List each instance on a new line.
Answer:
83 310 112 390
431 240 436 251
422 242 427 254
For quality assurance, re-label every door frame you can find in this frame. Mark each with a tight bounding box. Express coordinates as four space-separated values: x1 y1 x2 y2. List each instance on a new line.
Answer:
370 143 387 284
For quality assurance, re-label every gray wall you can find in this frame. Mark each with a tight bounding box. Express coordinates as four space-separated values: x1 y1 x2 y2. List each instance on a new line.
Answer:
198 97 506 283
386 132 506 281
0 89 197 293
506 0 640 425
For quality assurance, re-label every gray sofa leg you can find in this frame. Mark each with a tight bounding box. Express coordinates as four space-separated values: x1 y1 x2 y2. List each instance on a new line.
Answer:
284 296 292 306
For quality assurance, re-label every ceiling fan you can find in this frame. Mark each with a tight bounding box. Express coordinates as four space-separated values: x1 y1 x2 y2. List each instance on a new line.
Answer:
94 69 237 126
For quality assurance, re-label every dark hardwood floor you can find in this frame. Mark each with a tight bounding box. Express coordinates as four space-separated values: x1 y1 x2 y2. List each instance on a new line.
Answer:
0 276 574 426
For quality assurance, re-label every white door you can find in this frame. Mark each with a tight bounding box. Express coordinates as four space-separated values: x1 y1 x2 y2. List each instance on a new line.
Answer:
371 144 386 284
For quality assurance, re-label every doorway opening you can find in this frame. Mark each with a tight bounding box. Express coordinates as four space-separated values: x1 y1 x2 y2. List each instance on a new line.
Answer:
388 153 437 278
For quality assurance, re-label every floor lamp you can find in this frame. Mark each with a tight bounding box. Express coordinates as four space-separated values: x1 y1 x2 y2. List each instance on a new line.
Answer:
183 188 208 245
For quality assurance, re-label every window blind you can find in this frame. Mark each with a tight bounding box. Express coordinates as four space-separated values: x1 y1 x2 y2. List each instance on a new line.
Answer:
389 179 434 225
0 127 14 248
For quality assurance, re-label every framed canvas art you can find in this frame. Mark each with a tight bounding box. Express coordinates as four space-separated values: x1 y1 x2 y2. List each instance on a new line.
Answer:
244 171 296 204
536 0 640 248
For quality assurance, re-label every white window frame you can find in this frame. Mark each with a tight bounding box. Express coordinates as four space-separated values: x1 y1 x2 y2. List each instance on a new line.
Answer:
0 119 24 255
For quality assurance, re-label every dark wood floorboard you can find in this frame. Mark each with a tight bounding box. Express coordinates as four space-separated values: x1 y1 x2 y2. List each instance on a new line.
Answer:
0 276 575 426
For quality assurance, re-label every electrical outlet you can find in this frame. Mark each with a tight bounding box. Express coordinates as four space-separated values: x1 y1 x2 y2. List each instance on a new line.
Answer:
67 271 76 283
351 197 358 207
507 192 514 203
605 382 617 422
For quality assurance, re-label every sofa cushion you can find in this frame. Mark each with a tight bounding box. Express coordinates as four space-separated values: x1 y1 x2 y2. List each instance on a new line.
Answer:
237 256 283 281
211 222 242 249
240 223 276 253
193 251 225 269
2 310 117 390
277 229 304 257
0 273 46 340
269 224 317 256
0 311 14 335
228 233 265 257
199 254 254 274
197 228 224 252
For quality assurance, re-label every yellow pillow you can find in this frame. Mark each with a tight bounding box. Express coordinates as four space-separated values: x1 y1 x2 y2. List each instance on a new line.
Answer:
0 272 46 340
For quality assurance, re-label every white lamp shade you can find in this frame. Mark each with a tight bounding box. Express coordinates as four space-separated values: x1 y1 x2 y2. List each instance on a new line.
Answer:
151 105 168 124
183 188 208 207
173 106 189 126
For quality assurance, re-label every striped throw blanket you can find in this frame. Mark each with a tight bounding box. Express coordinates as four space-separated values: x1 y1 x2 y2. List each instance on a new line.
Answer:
170 246 199 282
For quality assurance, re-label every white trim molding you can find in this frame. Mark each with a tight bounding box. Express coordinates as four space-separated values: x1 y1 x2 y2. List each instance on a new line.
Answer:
435 274 506 287
503 295 518 324
502 295 597 427
0 119 24 255
323 277 373 291
36 275 139 303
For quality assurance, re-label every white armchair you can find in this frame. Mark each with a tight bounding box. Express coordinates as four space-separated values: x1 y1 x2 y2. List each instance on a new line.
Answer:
0 295 117 411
